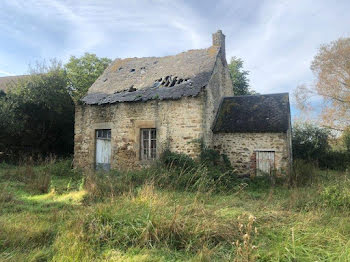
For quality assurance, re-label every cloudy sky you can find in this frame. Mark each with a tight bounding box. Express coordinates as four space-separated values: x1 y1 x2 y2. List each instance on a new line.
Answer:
0 0 349 101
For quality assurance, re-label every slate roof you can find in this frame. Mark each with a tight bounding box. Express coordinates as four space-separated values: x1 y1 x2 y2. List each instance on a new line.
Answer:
213 93 290 133
82 46 220 105
0 75 29 92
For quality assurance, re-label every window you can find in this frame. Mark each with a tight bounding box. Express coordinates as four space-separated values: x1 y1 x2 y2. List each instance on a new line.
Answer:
140 128 157 160
256 151 275 176
96 129 111 140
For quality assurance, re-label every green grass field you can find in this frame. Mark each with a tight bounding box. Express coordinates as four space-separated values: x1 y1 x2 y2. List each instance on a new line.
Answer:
1 160 350 261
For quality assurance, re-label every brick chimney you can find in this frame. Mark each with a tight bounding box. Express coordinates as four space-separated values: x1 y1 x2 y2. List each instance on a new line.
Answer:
212 30 226 63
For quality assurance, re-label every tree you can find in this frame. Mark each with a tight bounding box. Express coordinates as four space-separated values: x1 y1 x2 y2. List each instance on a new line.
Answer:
65 53 112 101
228 56 254 95
295 37 350 130
292 123 330 163
342 128 350 152
0 61 75 157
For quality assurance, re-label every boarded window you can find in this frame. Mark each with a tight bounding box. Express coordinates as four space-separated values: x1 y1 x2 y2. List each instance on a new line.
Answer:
256 151 275 176
140 128 157 160
96 129 111 170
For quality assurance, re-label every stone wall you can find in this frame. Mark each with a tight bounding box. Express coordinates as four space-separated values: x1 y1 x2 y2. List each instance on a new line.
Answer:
213 132 290 176
202 54 233 146
74 96 204 170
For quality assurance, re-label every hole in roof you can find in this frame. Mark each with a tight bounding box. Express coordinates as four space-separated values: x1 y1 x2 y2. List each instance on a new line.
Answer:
153 82 161 88
169 77 177 87
118 67 123 71
140 66 146 70
153 61 158 64
130 69 135 72
128 85 136 92
156 76 189 88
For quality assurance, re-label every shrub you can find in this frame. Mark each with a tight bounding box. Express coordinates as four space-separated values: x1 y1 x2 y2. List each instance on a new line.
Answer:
292 123 330 164
319 151 350 171
84 169 151 200
43 159 74 177
290 159 317 186
200 147 221 165
24 165 51 194
321 183 350 209
160 149 196 170
200 147 232 171
0 184 14 205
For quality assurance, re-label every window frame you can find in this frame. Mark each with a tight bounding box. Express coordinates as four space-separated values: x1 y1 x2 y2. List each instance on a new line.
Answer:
140 128 157 160
96 129 111 140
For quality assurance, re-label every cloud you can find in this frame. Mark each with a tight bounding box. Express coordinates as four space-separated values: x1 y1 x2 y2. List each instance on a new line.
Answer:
0 69 13 76
224 0 350 95
0 0 350 118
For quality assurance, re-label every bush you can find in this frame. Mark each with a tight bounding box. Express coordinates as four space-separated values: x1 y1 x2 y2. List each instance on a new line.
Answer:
24 165 51 194
321 184 350 209
292 123 330 163
290 159 317 186
200 147 232 171
292 123 350 170
43 159 74 177
319 151 350 171
160 149 196 170
0 184 14 204
84 169 152 201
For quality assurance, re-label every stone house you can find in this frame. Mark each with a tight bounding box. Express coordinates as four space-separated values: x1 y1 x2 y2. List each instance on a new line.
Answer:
74 30 292 176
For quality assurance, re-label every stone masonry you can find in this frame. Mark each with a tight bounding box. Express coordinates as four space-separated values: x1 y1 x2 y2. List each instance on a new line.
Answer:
213 133 291 176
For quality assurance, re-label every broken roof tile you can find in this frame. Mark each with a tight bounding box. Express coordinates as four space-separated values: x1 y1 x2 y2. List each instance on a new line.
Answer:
82 46 220 105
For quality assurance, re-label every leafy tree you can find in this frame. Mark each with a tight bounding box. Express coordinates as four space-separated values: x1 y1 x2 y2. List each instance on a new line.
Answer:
342 128 350 152
228 56 254 95
0 61 74 157
65 53 112 101
295 37 350 130
292 123 330 163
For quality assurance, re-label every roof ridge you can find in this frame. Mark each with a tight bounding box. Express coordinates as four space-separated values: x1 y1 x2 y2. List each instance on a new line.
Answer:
111 46 218 61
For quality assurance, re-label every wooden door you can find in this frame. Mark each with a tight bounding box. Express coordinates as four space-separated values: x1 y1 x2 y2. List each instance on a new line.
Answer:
96 129 111 171
256 151 275 176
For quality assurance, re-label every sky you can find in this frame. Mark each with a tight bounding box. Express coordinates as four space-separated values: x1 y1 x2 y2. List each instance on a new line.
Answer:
0 0 349 113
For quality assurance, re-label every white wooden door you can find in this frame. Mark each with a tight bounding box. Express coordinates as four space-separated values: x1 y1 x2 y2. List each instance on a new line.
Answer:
256 151 275 176
96 129 111 171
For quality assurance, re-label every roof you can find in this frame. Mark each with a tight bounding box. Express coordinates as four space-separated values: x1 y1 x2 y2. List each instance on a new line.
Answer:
213 93 290 133
82 46 220 105
0 75 29 92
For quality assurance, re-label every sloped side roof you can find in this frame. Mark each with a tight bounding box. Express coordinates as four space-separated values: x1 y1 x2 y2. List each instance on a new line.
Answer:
82 46 220 105
213 93 290 133
0 75 29 92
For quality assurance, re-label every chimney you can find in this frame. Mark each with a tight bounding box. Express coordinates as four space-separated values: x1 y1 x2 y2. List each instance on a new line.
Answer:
212 30 226 63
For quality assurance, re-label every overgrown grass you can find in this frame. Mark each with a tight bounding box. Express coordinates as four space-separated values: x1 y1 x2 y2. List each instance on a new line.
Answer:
1 158 350 261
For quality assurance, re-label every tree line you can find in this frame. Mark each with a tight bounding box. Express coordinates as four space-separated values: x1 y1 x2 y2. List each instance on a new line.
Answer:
0 54 111 159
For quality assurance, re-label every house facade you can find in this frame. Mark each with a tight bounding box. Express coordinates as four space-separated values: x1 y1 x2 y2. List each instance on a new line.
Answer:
74 30 292 176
